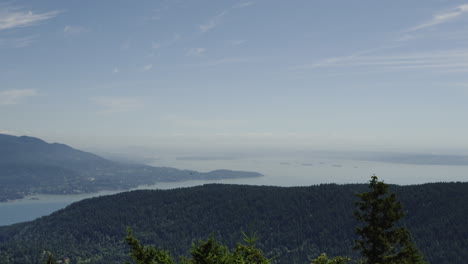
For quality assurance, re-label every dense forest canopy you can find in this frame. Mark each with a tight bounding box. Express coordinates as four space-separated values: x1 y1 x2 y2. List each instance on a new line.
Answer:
0 182 467 264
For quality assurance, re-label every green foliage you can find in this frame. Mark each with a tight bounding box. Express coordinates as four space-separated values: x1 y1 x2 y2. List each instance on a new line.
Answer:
38 251 56 264
187 235 231 264
310 253 350 264
232 232 271 264
45 254 56 264
126 229 270 264
125 228 174 264
354 175 426 264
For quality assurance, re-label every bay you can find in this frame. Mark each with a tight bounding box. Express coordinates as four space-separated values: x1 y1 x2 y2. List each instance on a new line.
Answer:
1 155 467 226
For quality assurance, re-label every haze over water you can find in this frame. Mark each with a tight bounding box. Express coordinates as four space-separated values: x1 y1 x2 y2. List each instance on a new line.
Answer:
2 154 467 226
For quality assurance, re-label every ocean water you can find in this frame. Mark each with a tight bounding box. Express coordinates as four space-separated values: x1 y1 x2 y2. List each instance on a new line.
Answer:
148 155 468 185
1 156 467 226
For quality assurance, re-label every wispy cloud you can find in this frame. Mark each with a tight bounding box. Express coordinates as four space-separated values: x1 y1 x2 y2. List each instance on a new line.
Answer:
233 2 253 9
91 96 144 114
120 38 132 50
227 39 247 46
148 9 162 21
13 35 36 47
184 57 256 68
63 25 86 36
152 34 181 49
186 47 206 56
0 35 37 48
112 67 119 74
0 7 61 31
296 49 468 73
162 115 247 129
295 45 400 69
407 4 468 32
198 2 251 34
199 11 226 33
395 27 468 45
146 5 170 22
0 89 37 105
142 64 153 71
298 4 468 75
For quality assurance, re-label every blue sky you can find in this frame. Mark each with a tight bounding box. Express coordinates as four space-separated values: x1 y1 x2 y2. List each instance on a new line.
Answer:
1 0 468 154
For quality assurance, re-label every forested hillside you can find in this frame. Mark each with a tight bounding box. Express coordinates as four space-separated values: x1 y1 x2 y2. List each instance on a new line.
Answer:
0 183 467 264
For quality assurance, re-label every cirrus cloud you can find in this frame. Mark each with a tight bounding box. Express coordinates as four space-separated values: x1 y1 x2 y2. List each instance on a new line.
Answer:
199 11 226 33
186 47 206 56
90 96 144 114
408 4 468 32
0 89 37 105
0 7 61 31
63 25 86 36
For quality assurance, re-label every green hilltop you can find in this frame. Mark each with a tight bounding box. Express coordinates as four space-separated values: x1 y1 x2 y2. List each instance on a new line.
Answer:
0 182 467 263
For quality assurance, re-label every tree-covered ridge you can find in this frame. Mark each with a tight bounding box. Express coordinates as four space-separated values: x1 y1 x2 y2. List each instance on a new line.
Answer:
0 134 262 201
118 176 424 264
0 182 467 264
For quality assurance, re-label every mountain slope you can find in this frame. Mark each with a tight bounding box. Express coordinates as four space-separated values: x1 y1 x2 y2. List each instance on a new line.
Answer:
0 134 262 201
0 183 467 264
0 134 112 170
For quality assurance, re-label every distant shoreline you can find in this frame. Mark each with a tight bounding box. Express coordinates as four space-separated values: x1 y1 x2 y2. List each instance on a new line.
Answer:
0 172 263 204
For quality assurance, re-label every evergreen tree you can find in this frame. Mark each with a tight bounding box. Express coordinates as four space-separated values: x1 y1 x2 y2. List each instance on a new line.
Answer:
125 230 271 264
187 235 231 264
232 232 271 264
45 253 56 264
354 175 426 264
40 251 56 264
125 228 175 264
184 232 271 264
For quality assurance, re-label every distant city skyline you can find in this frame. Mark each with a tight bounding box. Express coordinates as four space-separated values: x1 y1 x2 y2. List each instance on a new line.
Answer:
1 1 468 154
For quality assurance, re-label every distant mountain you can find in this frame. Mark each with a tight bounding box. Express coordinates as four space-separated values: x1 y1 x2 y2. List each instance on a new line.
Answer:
0 183 467 264
0 134 262 201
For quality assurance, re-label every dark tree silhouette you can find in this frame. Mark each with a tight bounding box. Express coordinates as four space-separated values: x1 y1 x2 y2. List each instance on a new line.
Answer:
354 175 426 264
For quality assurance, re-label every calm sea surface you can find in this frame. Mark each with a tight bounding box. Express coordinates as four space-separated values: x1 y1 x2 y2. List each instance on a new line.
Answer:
1 156 467 226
